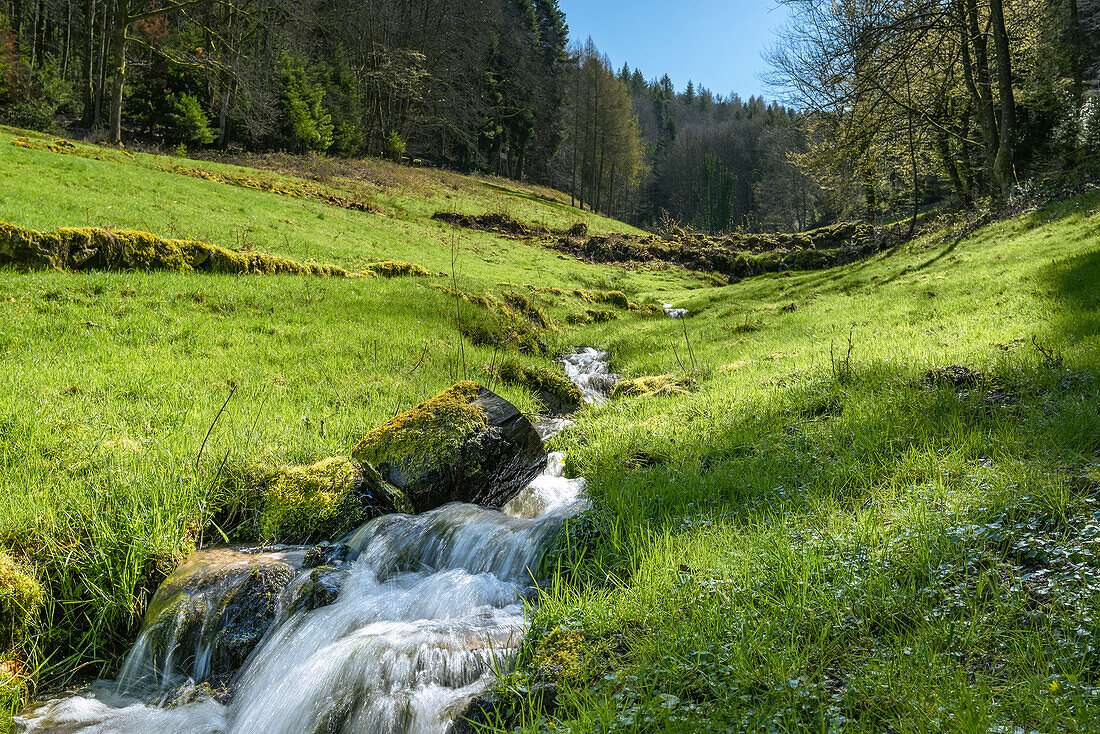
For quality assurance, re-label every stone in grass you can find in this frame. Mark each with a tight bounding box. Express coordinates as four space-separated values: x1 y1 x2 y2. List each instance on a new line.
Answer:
256 457 411 545
352 382 546 512
0 552 44 650
611 374 691 399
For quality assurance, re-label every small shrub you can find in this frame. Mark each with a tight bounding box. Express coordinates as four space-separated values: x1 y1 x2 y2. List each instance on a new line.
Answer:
167 93 215 146
279 53 334 153
384 130 407 161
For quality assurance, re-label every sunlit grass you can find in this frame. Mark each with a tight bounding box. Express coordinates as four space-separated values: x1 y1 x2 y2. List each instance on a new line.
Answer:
1 125 1099 732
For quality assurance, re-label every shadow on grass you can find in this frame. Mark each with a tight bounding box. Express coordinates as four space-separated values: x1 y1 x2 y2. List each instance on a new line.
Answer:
1047 247 1100 344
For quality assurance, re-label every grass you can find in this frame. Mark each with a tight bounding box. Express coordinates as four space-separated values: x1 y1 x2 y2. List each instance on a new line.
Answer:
495 194 1100 732
0 126 1099 733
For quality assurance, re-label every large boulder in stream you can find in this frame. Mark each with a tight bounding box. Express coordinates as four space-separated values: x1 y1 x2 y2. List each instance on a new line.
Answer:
352 382 546 512
118 546 306 692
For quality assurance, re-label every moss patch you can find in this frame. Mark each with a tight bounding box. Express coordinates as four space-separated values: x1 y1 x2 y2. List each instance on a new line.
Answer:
0 553 43 650
612 374 692 399
573 288 629 308
0 221 353 277
364 260 433 278
254 457 405 544
352 382 488 484
489 358 583 410
566 308 617 325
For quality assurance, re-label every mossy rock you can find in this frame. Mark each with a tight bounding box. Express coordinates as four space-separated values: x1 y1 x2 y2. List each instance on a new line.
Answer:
352 382 546 512
489 358 583 413
256 457 409 544
0 553 43 651
364 260 432 278
130 547 304 689
612 375 691 399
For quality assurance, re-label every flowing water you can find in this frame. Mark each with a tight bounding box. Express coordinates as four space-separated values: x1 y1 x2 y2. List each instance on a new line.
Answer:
17 350 613 734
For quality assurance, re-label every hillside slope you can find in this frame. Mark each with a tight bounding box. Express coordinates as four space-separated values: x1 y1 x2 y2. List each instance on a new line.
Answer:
1 128 1099 732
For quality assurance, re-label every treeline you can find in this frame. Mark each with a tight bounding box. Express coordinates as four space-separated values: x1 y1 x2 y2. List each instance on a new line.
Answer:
0 0 822 232
3 0 1094 234
769 0 1100 225
0 0 572 175
544 43 826 232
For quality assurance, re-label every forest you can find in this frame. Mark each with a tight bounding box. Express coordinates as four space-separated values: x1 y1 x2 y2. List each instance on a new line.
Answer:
3 0 1093 234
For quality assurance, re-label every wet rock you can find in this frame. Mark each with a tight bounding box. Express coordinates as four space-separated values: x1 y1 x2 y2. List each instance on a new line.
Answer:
282 565 349 616
118 546 306 691
352 382 547 512
452 683 558 733
303 542 351 569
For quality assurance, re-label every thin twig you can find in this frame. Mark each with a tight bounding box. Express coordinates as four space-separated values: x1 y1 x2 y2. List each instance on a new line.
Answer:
196 383 237 472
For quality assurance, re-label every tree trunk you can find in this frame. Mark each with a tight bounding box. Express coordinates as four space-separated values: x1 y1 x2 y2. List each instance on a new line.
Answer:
106 0 127 144
80 0 96 127
988 0 1016 201
961 0 999 194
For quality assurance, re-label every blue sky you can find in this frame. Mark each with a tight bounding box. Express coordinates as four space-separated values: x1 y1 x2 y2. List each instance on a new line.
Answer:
557 0 790 99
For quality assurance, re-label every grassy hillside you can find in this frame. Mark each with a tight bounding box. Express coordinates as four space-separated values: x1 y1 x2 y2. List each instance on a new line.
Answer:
1 127 1099 733
501 197 1100 732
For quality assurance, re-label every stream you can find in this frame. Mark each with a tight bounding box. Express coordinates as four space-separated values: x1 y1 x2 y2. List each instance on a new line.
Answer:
17 350 614 734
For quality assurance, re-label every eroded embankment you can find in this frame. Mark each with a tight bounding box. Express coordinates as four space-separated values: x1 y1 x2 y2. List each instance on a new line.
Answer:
0 221 430 279
433 210 886 280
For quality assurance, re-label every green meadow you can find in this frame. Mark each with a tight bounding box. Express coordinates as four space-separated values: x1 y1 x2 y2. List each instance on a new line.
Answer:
1 127 1099 733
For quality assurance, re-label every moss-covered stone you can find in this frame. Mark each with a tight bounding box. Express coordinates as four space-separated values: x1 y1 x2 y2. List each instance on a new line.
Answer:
0 220 353 277
353 382 546 512
0 553 43 651
256 457 408 544
364 260 432 278
133 547 303 689
353 382 488 487
489 358 583 412
611 374 691 399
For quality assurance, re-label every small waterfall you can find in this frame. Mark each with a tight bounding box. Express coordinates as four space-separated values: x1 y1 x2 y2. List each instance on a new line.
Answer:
17 350 612 734
561 348 618 404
